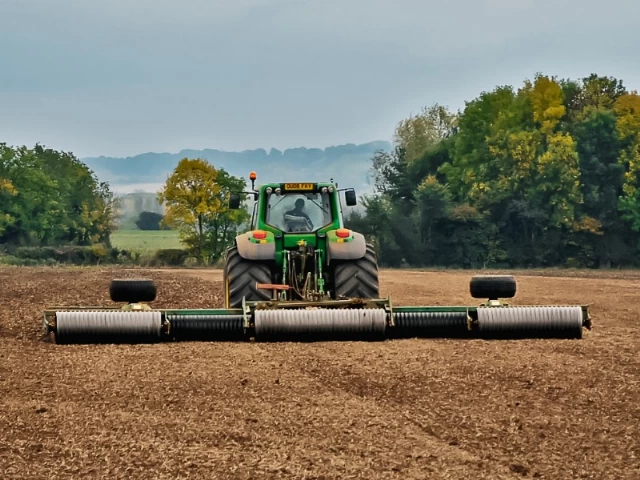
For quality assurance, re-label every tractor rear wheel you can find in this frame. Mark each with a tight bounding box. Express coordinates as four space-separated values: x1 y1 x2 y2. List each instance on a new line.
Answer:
223 246 272 308
332 244 380 299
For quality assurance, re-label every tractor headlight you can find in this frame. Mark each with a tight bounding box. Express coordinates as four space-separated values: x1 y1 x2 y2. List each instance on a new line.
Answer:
275 188 282 195
322 187 328 194
266 187 273 195
328 186 334 193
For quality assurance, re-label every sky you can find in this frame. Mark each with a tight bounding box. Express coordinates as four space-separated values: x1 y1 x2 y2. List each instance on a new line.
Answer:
1 0 639 158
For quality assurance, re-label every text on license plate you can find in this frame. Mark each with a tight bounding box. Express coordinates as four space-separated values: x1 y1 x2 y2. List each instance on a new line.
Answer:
284 183 314 190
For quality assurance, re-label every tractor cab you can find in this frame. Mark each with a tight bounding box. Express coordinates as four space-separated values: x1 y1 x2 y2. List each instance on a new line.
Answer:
267 191 329 233
229 174 357 236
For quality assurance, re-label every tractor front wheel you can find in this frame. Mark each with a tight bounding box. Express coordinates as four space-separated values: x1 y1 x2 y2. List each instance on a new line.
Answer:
223 247 272 308
332 244 380 299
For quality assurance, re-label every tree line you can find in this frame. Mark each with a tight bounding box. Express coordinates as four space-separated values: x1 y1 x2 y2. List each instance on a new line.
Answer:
3 72 639 269
0 143 117 247
346 73 640 268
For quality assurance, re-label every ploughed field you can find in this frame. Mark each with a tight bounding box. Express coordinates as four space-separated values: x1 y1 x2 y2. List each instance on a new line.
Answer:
0 266 638 479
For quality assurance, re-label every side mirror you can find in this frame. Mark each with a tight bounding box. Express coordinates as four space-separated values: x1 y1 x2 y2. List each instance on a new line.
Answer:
229 193 241 209
345 189 357 207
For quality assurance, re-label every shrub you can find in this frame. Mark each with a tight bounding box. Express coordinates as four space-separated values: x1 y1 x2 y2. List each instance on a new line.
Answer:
152 248 189 266
9 245 135 265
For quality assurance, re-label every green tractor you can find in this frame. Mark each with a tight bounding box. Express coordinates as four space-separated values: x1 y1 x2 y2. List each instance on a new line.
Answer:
223 174 377 309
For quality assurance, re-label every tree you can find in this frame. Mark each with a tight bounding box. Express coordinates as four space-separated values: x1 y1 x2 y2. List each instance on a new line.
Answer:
614 93 640 232
393 104 457 164
0 142 117 246
529 74 566 135
412 175 452 264
570 110 624 266
204 168 250 262
136 211 164 230
0 176 17 237
157 158 249 263
562 74 627 122
370 146 412 202
157 158 222 262
439 85 528 201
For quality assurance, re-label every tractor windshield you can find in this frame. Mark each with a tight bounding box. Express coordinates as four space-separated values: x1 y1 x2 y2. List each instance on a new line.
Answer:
265 191 333 233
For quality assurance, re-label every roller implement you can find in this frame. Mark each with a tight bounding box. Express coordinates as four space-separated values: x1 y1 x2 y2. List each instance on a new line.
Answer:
43 174 592 344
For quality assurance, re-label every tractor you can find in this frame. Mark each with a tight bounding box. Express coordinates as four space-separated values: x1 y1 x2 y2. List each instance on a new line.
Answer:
223 173 378 309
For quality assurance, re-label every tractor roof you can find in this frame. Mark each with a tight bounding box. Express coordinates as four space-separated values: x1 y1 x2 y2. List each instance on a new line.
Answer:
257 182 337 191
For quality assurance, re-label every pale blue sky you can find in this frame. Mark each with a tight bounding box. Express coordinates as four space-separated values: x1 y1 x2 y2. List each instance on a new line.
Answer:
1 0 638 158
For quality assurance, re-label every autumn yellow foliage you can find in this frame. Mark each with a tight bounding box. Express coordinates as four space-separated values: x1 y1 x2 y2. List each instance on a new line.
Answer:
530 75 566 135
157 158 223 262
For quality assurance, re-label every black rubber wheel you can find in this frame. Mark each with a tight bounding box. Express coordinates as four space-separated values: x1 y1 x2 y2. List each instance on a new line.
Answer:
332 244 380 299
110 279 157 303
470 275 517 299
223 246 272 308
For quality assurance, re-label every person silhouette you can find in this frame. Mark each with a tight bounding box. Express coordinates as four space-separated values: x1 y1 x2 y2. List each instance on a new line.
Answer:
285 198 313 228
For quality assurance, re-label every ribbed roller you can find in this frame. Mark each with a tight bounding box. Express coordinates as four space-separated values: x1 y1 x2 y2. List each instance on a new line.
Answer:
391 311 471 338
54 311 162 344
254 308 387 341
476 306 584 339
167 314 245 341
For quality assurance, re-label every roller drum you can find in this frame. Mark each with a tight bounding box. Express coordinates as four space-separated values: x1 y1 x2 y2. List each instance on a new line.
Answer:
391 311 471 338
167 314 245 341
254 308 387 341
54 311 162 344
476 306 584 339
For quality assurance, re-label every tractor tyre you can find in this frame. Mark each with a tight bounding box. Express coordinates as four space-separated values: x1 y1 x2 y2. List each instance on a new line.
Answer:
332 243 380 299
223 246 272 308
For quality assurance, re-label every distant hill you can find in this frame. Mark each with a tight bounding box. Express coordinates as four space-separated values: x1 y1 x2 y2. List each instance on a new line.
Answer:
86 141 392 225
83 141 392 194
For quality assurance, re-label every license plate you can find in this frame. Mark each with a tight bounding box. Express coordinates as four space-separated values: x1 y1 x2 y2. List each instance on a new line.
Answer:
284 183 314 190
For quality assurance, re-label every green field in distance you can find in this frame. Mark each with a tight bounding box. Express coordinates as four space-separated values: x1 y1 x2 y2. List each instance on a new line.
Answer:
111 230 182 254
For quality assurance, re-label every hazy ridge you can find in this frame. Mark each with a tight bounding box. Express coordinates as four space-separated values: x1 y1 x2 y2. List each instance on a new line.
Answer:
82 141 392 194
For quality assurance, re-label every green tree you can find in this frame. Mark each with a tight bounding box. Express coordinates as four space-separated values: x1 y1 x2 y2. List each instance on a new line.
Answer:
370 146 413 204
355 195 406 267
412 175 452 264
136 211 165 230
0 143 118 247
393 104 457 164
204 168 250 262
562 74 627 122
570 110 625 266
439 85 530 201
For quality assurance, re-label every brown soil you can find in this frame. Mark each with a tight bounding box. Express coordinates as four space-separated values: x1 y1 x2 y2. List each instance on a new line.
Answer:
0 265 638 479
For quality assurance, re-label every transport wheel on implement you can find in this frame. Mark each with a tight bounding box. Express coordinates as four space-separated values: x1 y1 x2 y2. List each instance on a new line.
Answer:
470 275 517 300
109 279 157 303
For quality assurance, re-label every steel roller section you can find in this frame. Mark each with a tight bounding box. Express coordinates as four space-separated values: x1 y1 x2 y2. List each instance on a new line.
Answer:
54 311 163 344
254 307 387 341
43 299 592 344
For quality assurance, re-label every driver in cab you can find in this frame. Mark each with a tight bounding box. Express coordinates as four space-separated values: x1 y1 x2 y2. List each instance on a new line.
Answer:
285 198 314 229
